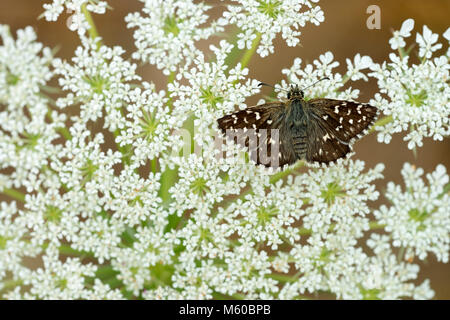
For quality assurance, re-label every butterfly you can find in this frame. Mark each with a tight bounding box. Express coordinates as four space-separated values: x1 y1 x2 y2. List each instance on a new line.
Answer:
217 81 378 168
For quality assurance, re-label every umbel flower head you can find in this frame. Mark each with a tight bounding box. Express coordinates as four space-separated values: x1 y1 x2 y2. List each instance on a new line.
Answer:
126 0 222 77
0 2 448 300
370 20 450 149
375 163 450 263
42 0 108 34
218 0 324 57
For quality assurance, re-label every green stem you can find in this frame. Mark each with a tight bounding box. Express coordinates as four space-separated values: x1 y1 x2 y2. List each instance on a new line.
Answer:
212 292 235 300
438 182 450 199
270 161 305 185
81 4 100 41
159 71 179 206
398 47 406 60
224 27 244 68
167 71 176 84
298 221 385 237
167 71 176 113
0 279 23 294
58 244 94 257
2 188 25 202
397 246 405 262
239 33 262 70
298 227 312 236
151 158 157 173
266 273 298 283
340 74 350 87
56 126 72 140
369 221 386 230
369 115 393 133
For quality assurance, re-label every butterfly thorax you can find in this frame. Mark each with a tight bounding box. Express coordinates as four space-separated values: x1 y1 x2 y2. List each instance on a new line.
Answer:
286 98 307 126
285 85 308 124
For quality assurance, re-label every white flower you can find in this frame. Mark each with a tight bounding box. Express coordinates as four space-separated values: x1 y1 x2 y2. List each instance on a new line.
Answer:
0 25 53 106
346 54 373 81
281 51 373 100
21 246 97 299
374 163 450 263
297 159 384 235
443 27 450 56
82 279 124 300
416 25 442 59
168 40 260 128
42 0 108 34
370 22 450 149
126 0 221 76
53 37 141 131
1 4 447 300
115 83 185 167
218 0 325 58
389 18 414 50
0 202 41 282
0 26 65 193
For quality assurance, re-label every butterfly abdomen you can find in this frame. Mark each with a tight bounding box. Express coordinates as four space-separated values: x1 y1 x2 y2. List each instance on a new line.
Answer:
292 131 307 159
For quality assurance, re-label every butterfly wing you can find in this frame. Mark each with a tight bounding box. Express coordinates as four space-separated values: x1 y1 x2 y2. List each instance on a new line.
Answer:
304 115 351 163
304 99 378 163
308 98 378 142
217 102 296 167
217 102 284 130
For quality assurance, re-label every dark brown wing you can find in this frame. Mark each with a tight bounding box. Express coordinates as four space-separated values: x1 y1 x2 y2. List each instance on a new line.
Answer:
217 102 284 130
305 116 351 163
308 98 378 142
217 102 296 168
305 99 378 164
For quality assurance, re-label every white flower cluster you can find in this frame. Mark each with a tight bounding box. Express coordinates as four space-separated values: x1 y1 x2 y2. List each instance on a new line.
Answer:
0 2 448 300
0 26 65 193
53 36 141 131
282 233 434 299
168 40 260 133
281 51 373 101
370 19 450 149
219 0 324 57
126 0 222 76
375 163 450 263
42 0 108 33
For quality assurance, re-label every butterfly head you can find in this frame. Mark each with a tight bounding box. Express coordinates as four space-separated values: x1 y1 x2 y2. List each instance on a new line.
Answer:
287 84 304 100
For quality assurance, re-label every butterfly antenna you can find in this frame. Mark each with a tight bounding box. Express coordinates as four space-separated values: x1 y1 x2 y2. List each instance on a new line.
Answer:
300 77 330 91
259 82 290 93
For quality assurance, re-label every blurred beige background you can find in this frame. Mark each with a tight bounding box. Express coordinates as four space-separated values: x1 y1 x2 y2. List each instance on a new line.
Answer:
0 0 449 299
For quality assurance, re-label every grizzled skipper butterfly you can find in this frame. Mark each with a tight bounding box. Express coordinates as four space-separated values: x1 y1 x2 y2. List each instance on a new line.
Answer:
217 78 378 168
